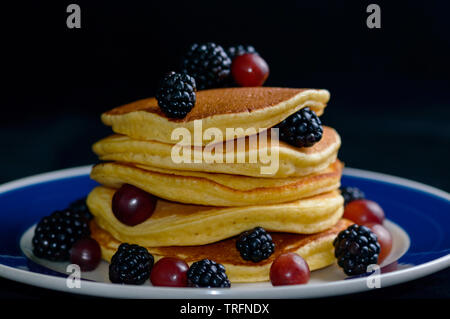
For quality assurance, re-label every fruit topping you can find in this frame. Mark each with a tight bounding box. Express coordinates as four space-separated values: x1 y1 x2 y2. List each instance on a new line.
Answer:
70 237 101 271
275 107 323 148
343 199 385 225
112 184 157 226
231 53 269 87
340 186 365 206
156 71 197 119
187 259 231 288
109 243 154 285
333 224 381 276
227 45 258 60
150 257 189 287
236 226 275 262
32 209 90 261
181 42 231 90
68 197 94 221
364 222 393 264
270 253 310 286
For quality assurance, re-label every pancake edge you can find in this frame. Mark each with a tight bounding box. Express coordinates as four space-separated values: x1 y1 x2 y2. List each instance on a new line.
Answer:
87 186 344 247
101 88 330 145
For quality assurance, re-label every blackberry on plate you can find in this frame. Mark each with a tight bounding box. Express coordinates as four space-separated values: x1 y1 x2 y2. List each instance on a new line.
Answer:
109 243 154 285
32 210 90 261
68 197 93 221
340 186 365 206
236 227 275 262
187 259 231 288
156 71 197 119
181 42 231 90
227 45 257 60
333 224 380 276
275 107 323 148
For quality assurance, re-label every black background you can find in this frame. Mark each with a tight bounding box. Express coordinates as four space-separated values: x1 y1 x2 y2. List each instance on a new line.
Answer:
0 0 449 299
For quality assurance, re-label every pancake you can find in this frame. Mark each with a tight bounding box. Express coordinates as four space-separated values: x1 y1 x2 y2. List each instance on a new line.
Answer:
90 219 353 282
87 186 344 247
90 160 343 206
101 87 330 145
93 126 340 178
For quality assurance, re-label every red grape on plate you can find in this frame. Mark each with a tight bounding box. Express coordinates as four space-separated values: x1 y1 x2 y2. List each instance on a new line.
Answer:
150 257 189 287
270 253 310 286
343 199 385 225
364 222 393 264
70 237 101 271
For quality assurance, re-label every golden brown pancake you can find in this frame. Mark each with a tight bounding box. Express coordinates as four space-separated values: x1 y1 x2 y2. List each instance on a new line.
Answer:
87 186 344 247
90 160 343 206
101 87 330 145
105 87 326 121
93 126 340 178
91 219 353 282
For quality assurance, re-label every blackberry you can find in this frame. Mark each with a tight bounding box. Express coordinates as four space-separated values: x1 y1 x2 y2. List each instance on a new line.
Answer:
181 43 231 90
32 210 90 261
340 187 365 206
68 197 93 221
227 45 258 60
156 71 197 119
187 259 231 288
275 107 323 148
236 227 275 262
333 224 380 276
109 243 154 285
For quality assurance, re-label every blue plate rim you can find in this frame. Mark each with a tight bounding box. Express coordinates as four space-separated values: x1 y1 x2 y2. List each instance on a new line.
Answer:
0 165 449 298
1 165 448 200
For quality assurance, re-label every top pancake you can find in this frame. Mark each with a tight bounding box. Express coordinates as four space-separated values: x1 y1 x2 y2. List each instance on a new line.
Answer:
101 87 330 145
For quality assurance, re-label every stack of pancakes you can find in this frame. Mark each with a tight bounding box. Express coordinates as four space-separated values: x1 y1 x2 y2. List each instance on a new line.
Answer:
87 87 351 283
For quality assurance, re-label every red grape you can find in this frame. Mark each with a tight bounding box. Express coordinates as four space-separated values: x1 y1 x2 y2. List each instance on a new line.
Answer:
112 184 156 226
231 53 269 87
364 222 393 264
270 253 310 286
70 237 101 271
150 257 189 287
343 199 385 225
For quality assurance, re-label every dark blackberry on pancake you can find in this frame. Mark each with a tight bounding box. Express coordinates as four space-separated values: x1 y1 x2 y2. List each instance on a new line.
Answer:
181 43 231 90
276 107 323 148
